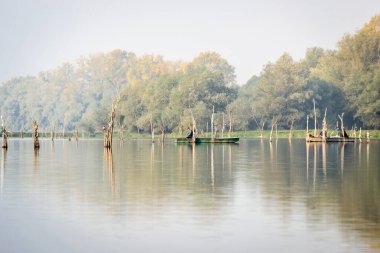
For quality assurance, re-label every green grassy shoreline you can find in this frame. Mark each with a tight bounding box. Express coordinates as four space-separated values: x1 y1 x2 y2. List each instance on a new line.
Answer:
6 129 380 140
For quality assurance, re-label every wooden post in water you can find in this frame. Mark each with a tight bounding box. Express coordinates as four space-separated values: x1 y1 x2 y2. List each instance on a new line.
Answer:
51 123 55 141
62 122 65 139
228 110 232 138
289 118 294 140
338 113 345 140
306 115 309 142
269 123 274 142
269 118 277 142
1 116 7 149
33 120 40 149
190 109 196 143
359 127 362 143
366 131 370 143
313 98 317 137
222 113 225 138
211 106 214 139
104 96 121 149
150 116 154 143
322 108 327 142
275 123 278 140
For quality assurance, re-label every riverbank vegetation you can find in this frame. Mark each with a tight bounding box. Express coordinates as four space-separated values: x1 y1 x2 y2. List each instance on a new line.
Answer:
0 15 379 136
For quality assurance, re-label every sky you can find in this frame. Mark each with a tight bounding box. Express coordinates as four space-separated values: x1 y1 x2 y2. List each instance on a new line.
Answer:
0 0 379 85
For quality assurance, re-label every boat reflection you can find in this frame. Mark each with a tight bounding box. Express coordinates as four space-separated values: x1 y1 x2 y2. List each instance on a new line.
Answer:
1 148 5 195
34 148 39 176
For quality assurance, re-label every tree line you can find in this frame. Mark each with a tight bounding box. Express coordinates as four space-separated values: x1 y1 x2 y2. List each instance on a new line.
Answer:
0 15 379 135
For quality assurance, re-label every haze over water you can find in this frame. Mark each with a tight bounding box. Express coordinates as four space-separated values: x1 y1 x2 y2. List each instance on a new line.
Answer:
0 139 379 252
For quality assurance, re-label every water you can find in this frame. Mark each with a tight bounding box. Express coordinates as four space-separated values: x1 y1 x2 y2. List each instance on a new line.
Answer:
0 138 379 253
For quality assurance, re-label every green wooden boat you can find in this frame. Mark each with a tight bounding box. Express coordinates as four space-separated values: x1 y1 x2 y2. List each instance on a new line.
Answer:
176 137 239 144
307 136 355 142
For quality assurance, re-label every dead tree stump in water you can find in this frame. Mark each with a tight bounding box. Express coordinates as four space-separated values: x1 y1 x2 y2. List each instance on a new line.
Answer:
1 116 7 149
104 96 121 149
33 120 40 149
2 128 7 149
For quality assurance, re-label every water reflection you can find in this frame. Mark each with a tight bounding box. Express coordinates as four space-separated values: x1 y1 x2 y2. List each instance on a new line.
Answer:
1 148 5 195
103 148 115 197
0 139 379 253
34 148 39 176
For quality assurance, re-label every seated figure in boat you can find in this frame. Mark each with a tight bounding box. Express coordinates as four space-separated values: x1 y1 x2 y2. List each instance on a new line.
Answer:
338 127 349 138
186 128 193 139
319 129 328 138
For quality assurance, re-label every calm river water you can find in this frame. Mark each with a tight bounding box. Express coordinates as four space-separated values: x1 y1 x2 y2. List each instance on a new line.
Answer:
0 138 379 253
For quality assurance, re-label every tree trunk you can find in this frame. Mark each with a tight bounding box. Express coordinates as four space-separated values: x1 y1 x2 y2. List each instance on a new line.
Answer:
289 118 294 140
322 109 327 141
269 123 274 142
150 116 154 143
228 110 232 138
338 113 345 139
179 119 183 137
313 98 317 137
51 123 55 141
260 122 264 139
104 96 120 149
2 130 7 149
161 127 165 142
211 106 214 139
33 120 40 149
306 115 309 142
275 124 278 140
222 113 225 138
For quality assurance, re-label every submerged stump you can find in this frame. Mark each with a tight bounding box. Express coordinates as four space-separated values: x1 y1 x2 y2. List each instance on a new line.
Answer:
2 130 7 149
104 96 121 149
33 121 40 149
1 116 7 149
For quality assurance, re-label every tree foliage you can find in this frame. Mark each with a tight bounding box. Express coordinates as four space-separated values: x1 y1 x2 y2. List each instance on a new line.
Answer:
0 15 379 132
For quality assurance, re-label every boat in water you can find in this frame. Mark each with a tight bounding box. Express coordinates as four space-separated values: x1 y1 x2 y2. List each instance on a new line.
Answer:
307 134 355 142
176 129 239 143
306 103 356 143
176 137 239 144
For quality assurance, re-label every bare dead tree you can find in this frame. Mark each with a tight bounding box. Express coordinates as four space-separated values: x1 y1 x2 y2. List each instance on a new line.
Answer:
104 96 121 149
51 122 55 141
269 117 278 142
252 115 265 139
33 120 40 149
1 116 7 149
289 117 295 140
228 110 233 138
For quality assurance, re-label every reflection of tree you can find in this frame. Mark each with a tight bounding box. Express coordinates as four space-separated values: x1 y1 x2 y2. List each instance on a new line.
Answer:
34 148 39 176
1 148 6 194
103 148 116 197
257 140 380 247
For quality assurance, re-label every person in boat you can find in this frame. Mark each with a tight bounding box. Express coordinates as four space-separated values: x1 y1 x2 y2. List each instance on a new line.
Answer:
319 130 327 138
338 127 349 138
186 128 193 139
343 128 349 138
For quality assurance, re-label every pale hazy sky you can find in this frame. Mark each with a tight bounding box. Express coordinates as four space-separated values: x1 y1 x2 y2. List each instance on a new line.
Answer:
0 0 379 84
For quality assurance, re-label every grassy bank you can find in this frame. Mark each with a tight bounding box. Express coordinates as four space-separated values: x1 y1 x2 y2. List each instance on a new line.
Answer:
131 130 380 140
6 129 380 140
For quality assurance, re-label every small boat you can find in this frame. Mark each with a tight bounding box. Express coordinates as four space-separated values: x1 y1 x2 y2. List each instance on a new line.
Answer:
176 137 239 144
307 135 355 142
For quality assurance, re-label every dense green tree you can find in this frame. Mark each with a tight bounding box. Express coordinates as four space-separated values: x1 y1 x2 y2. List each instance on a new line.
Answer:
0 14 379 134
314 15 380 128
